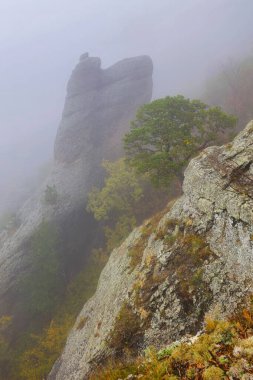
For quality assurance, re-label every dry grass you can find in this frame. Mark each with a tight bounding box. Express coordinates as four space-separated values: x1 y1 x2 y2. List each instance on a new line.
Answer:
90 298 253 379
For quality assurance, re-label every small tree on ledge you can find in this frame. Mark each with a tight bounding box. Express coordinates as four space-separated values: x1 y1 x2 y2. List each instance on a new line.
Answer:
124 95 237 187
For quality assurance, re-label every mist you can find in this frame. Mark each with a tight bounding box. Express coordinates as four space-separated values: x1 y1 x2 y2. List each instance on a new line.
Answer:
1 0 253 214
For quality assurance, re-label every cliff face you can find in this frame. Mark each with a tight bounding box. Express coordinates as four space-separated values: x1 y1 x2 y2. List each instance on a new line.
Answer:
55 53 153 164
52 54 153 206
0 54 153 320
49 122 253 380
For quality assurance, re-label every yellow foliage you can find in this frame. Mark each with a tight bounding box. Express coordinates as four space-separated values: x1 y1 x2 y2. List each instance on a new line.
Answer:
19 316 73 380
202 366 224 379
139 307 149 321
92 300 253 379
17 252 106 379
235 336 253 358
242 308 253 325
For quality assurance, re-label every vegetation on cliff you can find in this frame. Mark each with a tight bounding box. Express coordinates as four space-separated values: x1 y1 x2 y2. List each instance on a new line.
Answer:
87 158 169 252
0 225 107 380
18 252 106 380
0 93 239 380
124 95 236 187
91 299 253 379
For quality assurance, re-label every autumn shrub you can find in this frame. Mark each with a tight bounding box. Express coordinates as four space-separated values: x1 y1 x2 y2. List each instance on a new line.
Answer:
87 158 170 256
128 208 170 270
14 249 107 380
92 298 253 379
202 366 224 380
108 302 143 357
128 233 148 269
165 232 214 307
19 317 73 380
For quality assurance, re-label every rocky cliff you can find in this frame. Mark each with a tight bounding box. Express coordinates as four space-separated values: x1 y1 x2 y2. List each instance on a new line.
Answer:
0 54 152 322
49 121 253 380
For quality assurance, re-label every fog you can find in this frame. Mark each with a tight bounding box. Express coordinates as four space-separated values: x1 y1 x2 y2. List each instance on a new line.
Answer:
1 0 253 214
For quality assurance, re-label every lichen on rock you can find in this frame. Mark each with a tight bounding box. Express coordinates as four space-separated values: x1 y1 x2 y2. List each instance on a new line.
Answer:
49 121 253 380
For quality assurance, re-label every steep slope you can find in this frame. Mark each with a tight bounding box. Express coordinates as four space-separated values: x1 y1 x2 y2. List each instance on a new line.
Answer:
49 121 253 380
0 54 152 325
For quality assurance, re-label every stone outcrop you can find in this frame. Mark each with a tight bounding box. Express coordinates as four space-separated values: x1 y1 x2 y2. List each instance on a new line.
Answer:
0 54 153 319
49 122 253 380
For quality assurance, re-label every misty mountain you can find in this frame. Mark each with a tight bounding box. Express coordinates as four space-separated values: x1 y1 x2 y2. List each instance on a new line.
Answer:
1 0 253 216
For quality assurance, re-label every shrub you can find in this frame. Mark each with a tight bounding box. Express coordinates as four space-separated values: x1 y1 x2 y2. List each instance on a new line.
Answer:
92 297 253 379
19 317 73 380
87 158 170 254
108 302 142 356
202 366 224 380
157 343 178 360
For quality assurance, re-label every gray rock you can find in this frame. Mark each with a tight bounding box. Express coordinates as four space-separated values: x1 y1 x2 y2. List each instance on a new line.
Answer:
49 121 253 380
0 54 153 320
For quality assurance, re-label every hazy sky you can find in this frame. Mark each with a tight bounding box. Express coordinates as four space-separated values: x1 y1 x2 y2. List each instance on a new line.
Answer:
1 0 253 212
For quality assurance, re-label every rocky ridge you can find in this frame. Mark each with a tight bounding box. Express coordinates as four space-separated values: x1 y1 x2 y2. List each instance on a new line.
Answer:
0 53 153 321
49 121 253 380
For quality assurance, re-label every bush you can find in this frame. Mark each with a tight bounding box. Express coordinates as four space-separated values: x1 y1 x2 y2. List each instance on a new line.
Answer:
108 302 142 356
202 366 224 380
87 158 169 254
92 297 253 379
19 317 73 380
